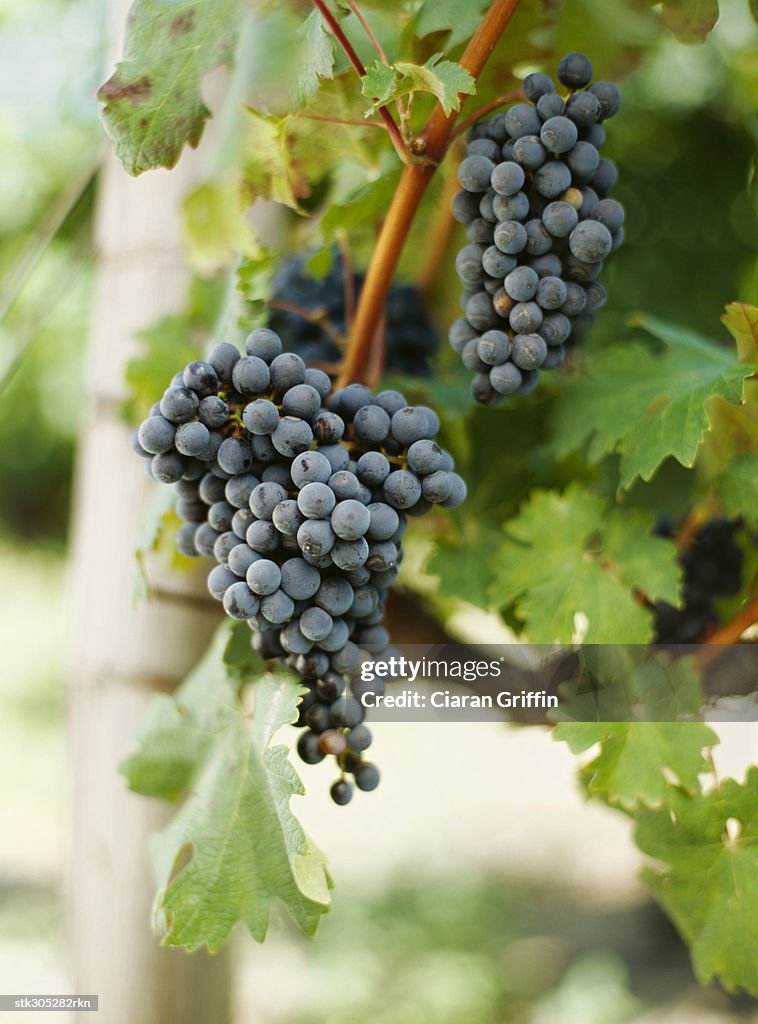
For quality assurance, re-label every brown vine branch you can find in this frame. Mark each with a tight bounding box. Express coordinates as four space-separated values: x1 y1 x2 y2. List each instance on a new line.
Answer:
695 596 758 669
311 0 410 164
452 88 524 139
337 0 523 387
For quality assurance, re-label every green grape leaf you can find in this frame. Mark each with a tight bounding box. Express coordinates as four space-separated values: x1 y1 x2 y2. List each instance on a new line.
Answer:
554 719 718 810
553 649 707 725
297 10 335 104
415 0 491 48
722 301 758 362
150 673 331 950
657 0 720 44
488 485 680 643
553 312 758 490
240 110 310 211
362 56 475 116
426 522 503 609
719 452 758 524
98 0 241 176
120 624 246 800
636 770 758 994
182 180 257 274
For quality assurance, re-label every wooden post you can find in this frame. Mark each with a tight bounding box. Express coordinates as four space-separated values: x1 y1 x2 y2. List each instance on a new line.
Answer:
67 3 231 1021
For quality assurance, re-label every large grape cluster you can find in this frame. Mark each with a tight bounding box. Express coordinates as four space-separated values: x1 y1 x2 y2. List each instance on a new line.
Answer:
449 52 624 405
131 329 465 804
652 517 744 644
268 255 439 377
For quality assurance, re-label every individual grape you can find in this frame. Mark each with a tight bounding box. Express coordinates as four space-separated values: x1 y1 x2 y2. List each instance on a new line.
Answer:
584 280 607 312
328 470 361 501
512 134 546 170
228 543 259 577
522 72 555 102
331 537 369 571
482 245 517 279
269 352 306 393
272 417 313 458
297 519 336 558
566 141 600 180
354 762 380 791
504 103 542 139
247 519 280 554
541 201 578 240
466 218 494 245
244 558 282 596
536 276 568 310
304 367 331 400
280 557 321 600
457 154 495 192
487 364 524 395
208 500 234 533
564 91 602 127
451 189 482 223
318 444 351 474
213 530 237 566
561 281 587 316
504 266 539 301
366 503 401 542
524 219 553 256
224 474 257 510
331 499 371 540
587 81 621 119
356 451 390 487
491 161 525 196
311 410 345 445
296 482 335 520
590 198 625 233
281 384 321 420
194 522 220 557
540 116 578 154
231 355 270 397
183 360 218 397
175 522 198 557
217 437 253 475
591 158 618 195
420 471 453 504
199 474 226 505
390 407 432 445
245 327 282 362
578 186 599 217
557 51 592 88
250 481 287 520
467 138 501 161
493 191 530 222
383 470 422 510
534 160 572 199
476 330 511 366
207 341 240 383
583 123 606 147
208 564 237 600
542 345 566 369
516 369 540 395
455 244 486 286
260 588 295 624
198 395 229 429
137 416 176 455
509 302 543 334
330 779 353 805
296 606 332 643
174 421 210 457
478 191 496 222
297 731 325 765
493 221 528 255
223 582 260 620
565 254 602 282
406 440 443 475
569 220 613 262
536 93 564 121
151 451 186 483
232 508 254 539
512 333 548 370
314 577 354 617
492 288 514 319
160 386 199 424
176 496 205 522
540 312 572 345
529 253 563 278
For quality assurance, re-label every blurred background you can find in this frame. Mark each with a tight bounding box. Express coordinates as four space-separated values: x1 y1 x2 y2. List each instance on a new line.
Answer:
1 0 758 1021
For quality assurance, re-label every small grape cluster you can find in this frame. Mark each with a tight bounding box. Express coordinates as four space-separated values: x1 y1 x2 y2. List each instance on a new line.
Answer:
449 52 624 405
268 255 439 377
652 517 744 644
131 329 465 804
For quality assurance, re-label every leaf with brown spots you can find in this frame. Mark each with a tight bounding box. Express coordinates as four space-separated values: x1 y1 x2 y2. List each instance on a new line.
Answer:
98 0 241 175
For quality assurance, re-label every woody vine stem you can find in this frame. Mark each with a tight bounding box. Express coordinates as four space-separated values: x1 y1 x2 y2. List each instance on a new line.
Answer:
310 0 524 388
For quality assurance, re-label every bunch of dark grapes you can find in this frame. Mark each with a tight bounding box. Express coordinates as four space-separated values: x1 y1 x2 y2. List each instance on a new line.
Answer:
449 52 624 405
268 255 439 377
130 329 465 804
652 517 744 643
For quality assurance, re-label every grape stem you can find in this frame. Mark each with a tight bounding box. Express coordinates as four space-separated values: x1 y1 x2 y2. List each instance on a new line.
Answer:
451 88 524 139
311 0 410 165
337 0 523 388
